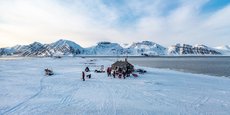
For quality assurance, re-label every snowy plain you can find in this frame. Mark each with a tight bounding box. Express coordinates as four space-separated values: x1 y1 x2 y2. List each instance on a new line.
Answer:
0 57 230 115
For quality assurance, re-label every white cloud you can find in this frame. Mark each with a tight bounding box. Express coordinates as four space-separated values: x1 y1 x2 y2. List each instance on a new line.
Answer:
133 0 230 47
0 0 229 48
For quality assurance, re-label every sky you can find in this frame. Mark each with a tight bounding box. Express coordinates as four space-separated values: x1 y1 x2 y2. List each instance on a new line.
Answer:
0 0 230 48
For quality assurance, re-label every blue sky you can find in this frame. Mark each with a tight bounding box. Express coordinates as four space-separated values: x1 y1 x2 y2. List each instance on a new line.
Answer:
202 0 230 12
0 0 230 47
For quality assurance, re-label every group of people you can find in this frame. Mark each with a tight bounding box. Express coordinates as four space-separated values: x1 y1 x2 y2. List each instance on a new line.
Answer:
107 67 131 79
82 65 132 81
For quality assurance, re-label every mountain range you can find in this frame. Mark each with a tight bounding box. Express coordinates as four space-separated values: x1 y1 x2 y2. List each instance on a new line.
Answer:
0 39 229 57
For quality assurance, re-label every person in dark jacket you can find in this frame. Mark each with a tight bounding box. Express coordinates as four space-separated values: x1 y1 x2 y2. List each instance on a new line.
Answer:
107 67 112 77
112 70 116 78
82 71 85 81
85 67 90 72
122 70 126 79
126 69 130 77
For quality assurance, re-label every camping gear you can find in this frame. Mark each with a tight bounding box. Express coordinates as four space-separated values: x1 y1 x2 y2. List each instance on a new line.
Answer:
86 74 91 79
94 65 106 73
118 73 122 78
135 69 147 74
94 70 105 73
45 68 54 76
132 73 138 77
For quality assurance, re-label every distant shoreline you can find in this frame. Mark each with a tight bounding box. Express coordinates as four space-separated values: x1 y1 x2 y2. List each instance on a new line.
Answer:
1 55 230 59
1 55 230 77
76 55 230 58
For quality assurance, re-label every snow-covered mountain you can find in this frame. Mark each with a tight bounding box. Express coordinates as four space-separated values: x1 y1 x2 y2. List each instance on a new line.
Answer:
126 41 167 56
0 47 15 55
215 45 230 50
16 42 45 56
0 40 225 56
82 41 167 56
214 45 230 55
0 42 44 56
43 39 83 56
168 44 222 55
83 42 124 55
0 39 83 57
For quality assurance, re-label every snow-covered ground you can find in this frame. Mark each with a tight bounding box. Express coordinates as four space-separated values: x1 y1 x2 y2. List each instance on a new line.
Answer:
0 57 230 115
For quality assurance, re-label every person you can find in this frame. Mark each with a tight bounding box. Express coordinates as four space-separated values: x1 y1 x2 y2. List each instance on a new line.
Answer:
112 70 116 78
85 67 90 72
117 67 123 79
122 70 126 79
107 67 111 77
82 71 85 81
126 69 130 77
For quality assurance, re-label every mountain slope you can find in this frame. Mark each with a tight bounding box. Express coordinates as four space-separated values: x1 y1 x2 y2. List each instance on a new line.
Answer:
126 41 167 56
42 39 83 56
0 40 226 56
83 42 124 55
214 45 230 55
0 40 83 57
0 42 45 56
168 44 222 55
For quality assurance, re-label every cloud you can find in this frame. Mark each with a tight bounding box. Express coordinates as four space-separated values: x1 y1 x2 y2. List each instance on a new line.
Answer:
0 0 229 48
133 0 230 46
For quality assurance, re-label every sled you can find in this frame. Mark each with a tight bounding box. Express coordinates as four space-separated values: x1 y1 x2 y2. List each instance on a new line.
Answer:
45 69 54 76
94 70 105 73
86 74 91 79
132 73 138 77
135 69 147 74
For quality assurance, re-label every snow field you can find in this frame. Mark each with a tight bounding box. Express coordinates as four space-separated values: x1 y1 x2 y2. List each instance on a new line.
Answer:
0 57 230 115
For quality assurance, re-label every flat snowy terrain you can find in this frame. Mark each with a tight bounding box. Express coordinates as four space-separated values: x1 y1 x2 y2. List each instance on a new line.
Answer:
0 57 230 115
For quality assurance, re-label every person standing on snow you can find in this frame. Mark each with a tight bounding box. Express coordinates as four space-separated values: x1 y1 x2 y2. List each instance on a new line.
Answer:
112 70 116 78
107 67 112 77
82 71 85 81
122 70 126 79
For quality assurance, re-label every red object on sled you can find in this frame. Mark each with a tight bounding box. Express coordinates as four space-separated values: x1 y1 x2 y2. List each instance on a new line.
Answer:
132 73 138 77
